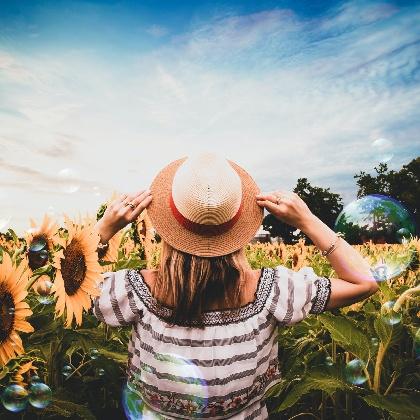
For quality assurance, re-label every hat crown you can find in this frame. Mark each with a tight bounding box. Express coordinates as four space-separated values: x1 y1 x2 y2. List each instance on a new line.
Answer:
171 153 242 225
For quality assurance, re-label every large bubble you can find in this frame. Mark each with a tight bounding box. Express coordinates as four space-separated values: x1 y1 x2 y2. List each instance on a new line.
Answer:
122 352 209 419
334 194 417 281
344 359 368 385
1 384 28 412
28 382 52 409
371 138 394 163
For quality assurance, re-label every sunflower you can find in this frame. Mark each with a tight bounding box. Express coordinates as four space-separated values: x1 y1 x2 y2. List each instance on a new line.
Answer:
0 253 34 367
52 215 102 327
25 214 59 273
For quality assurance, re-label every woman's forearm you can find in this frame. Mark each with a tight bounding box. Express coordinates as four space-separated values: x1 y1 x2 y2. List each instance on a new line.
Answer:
95 219 116 244
301 214 377 288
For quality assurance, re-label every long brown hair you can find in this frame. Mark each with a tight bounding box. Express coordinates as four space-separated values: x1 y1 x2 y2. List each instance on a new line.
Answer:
152 241 252 326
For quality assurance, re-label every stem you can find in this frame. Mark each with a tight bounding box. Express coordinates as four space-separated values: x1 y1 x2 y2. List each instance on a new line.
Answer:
384 372 398 396
373 342 386 393
393 285 420 312
64 360 91 381
289 413 319 420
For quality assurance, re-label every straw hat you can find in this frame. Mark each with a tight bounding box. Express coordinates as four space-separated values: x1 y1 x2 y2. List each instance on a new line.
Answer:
147 153 264 257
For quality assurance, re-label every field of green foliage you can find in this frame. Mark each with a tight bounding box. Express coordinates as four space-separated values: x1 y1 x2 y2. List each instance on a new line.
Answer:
0 212 419 419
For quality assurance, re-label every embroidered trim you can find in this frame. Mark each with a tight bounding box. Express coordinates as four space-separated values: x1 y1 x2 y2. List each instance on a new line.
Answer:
309 277 331 314
126 268 275 327
126 358 281 419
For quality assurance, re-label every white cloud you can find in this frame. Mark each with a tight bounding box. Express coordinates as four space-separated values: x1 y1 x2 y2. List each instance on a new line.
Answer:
1 1 419 234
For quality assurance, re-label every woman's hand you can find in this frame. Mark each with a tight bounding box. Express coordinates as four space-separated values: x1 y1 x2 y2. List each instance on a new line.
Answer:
96 190 152 242
256 190 315 231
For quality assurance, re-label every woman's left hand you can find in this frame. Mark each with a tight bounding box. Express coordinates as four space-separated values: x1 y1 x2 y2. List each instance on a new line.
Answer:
95 190 152 242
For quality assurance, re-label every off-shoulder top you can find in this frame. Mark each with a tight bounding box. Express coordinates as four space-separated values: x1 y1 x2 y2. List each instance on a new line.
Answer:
92 265 331 419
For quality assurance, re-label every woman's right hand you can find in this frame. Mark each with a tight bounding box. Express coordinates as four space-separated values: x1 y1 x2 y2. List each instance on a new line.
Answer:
256 190 315 231
95 190 152 243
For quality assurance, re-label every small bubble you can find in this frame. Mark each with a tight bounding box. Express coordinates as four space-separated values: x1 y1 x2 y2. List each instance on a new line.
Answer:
1 384 28 412
8 307 15 315
30 375 41 384
0 215 11 231
371 337 379 348
28 382 52 409
381 301 402 325
61 365 73 378
324 356 334 367
58 168 80 194
96 368 105 377
345 359 368 385
89 348 100 360
371 138 394 163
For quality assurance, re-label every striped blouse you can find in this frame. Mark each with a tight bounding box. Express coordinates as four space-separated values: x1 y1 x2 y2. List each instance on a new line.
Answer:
92 265 331 419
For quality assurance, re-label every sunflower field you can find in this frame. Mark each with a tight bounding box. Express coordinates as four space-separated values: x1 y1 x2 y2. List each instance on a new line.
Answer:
0 204 419 419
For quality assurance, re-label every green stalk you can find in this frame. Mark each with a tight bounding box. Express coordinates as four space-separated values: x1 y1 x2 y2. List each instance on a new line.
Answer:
373 342 386 393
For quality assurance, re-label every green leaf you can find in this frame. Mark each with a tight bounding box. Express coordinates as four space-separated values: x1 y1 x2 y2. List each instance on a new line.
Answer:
318 313 370 362
7 228 18 242
363 393 420 420
374 317 403 350
274 368 353 412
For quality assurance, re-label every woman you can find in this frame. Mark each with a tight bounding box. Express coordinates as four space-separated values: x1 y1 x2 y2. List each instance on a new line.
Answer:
93 154 379 419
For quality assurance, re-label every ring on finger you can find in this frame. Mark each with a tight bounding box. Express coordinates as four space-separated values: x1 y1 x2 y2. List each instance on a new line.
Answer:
124 201 136 210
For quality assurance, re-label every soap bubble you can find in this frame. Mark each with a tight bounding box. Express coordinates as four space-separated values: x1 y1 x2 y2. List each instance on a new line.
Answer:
1 384 28 412
334 194 417 281
58 168 80 194
28 382 52 409
61 365 73 377
96 368 105 377
122 381 163 419
324 356 334 366
381 301 402 325
89 348 100 360
0 215 11 231
46 206 56 217
371 138 394 163
396 228 412 244
29 237 47 252
123 353 208 418
28 237 49 271
345 359 368 385
30 375 41 384
370 337 379 348
92 186 102 197
35 277 54 305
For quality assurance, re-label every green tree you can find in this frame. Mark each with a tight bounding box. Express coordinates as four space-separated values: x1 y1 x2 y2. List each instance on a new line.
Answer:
262 178 343 244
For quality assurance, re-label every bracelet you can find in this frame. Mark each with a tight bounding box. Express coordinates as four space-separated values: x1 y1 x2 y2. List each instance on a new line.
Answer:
97 241 109 259
321 235 340 257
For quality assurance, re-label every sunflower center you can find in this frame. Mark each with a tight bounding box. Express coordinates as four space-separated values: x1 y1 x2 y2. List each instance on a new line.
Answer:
62 239 87 296
0 285 15 344
28 235 49 271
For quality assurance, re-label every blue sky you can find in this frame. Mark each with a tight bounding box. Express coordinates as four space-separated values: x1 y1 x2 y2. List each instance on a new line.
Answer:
0 0 419 233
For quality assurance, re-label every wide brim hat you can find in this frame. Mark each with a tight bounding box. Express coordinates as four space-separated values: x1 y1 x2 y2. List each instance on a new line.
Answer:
147 154 264 257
